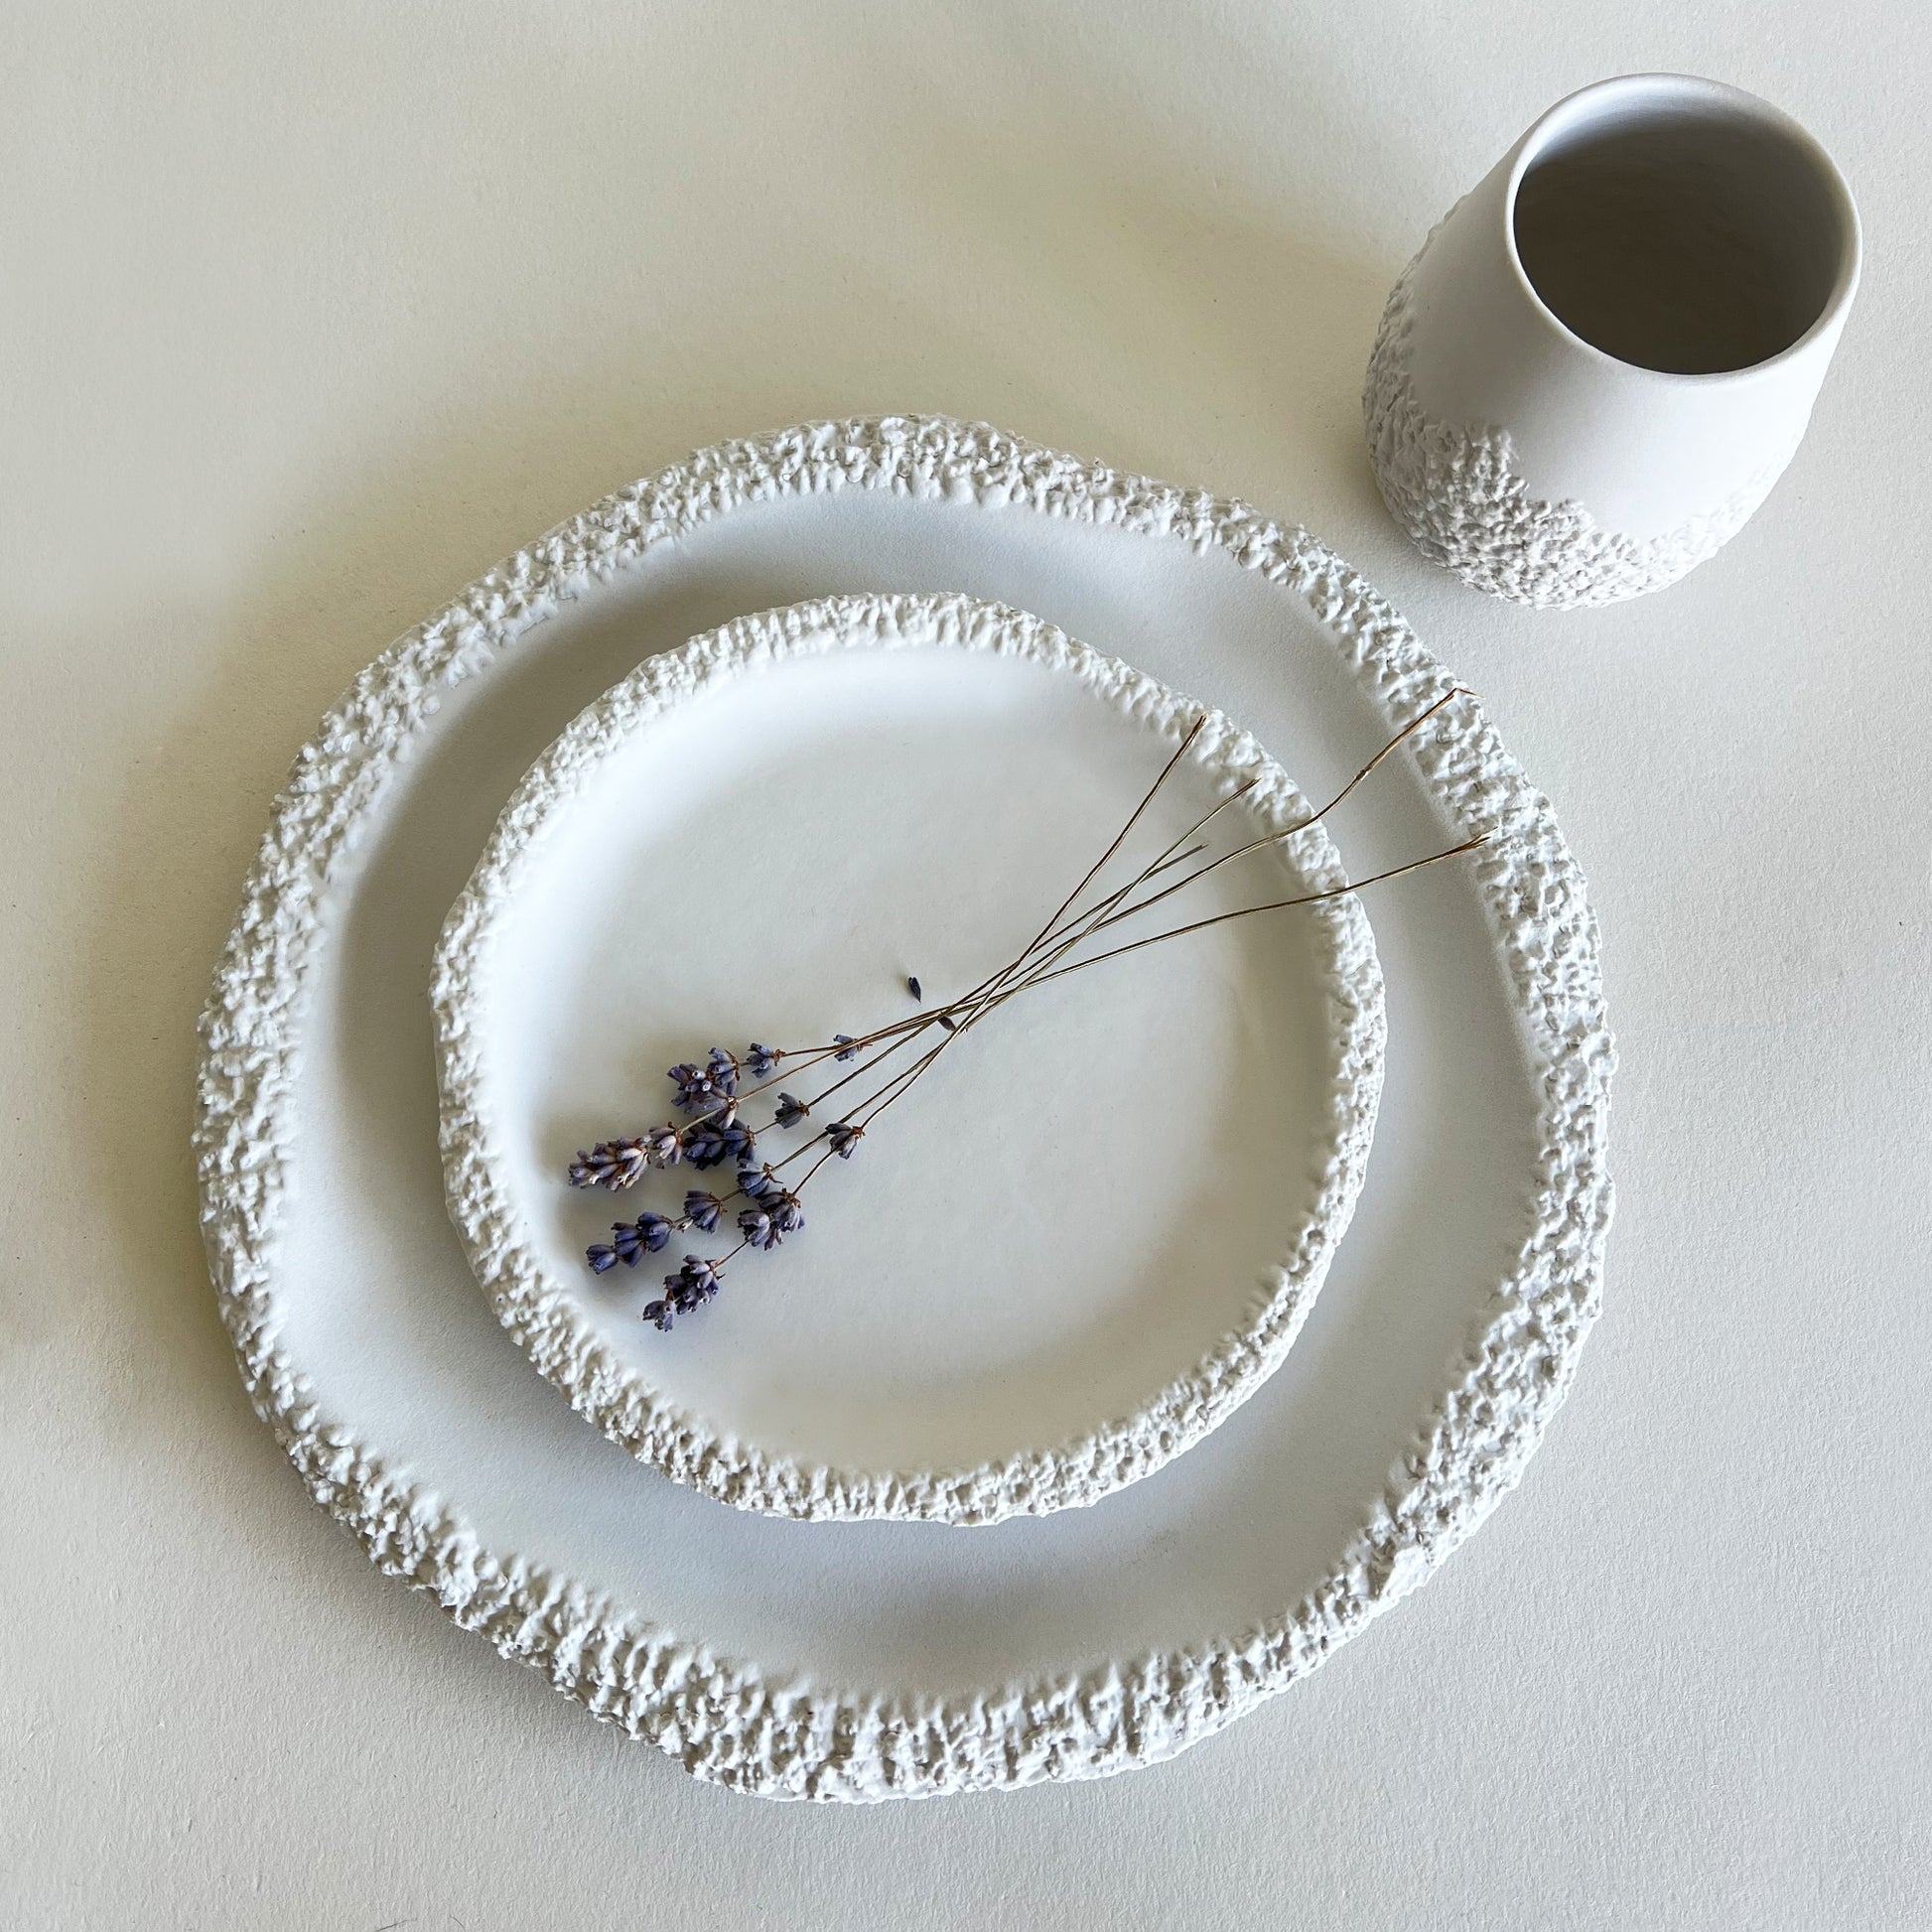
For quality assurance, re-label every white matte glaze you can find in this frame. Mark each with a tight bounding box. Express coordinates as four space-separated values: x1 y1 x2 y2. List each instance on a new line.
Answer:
1364 73 1860 607
195 417 1613 1802
432 593 1387 1525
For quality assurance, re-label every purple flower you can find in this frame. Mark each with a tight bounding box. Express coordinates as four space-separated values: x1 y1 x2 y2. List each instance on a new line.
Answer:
718 1119 759 1168
906 976 921 1000
833 1034 856 1061
664 1253 724 1312
683 1189 724 1233
827 1120 864 1159
568 1139 647 1190
590 1211 673 1274
738 1165 781 1201
739 1188 804 1250
641 1298 674 1332
666 1061 709 1114
613 1217 663 1266
774 1092 809 1130
738 1206 779 1250
682 1121 731 1170
642 1125 682 1170
746 1041 781 1079
667 1047 739 1115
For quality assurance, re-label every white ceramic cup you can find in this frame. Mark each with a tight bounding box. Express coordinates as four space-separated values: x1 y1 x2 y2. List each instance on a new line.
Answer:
1364 73 1861 609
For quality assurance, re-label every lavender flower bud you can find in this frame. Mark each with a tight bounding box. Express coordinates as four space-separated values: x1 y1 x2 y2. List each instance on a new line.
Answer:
738 1165 780 1201
746 1041 781 1079
833 1034 856 1061
664 1253 723 1312
718 1119 758 1167
568 1138 647 1190
667 1048 740 1114
683 1190 724 1234
774 1092 809 1130
738 1206 779 1250
682 1122 730 1170
642 1125 682 1169
641 1298 674 1332
587 1241 620 1274
770 1192 805 1235
826 1120 864 1159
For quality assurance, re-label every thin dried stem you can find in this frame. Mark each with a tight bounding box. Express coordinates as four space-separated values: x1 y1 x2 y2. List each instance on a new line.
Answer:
1023 713 1206 957
1073 688 1471 942
1009 832 1493 993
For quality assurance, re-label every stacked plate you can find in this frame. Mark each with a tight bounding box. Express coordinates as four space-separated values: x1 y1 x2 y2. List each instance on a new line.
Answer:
196 416 1612 1802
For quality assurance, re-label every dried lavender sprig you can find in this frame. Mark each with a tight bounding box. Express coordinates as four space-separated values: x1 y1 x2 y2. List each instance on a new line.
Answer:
596 703 1494 1324
1074 689 1474 941
667 1047 740 1115
797 827 1497 1161
622 814 1463 1234
642 1016 936 1139
717 718 1489 1173
981 832 1499 1008
900 829 1496 1063
1016 713 1207 965
977 788 1258 1005
586 1210 675 1272
891 691 1475 1057
869 718 1214 1040
767 717 1219 1074
618 827 1493 1316
568 1139 649 1190
756 810 1325 1155
650 694 1473 1145
641 1237 765 1328
961 688 1470 1012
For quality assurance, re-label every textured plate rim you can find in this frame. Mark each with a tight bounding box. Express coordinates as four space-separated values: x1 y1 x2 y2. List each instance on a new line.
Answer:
194 414 1613 1803
430 590 1388 1526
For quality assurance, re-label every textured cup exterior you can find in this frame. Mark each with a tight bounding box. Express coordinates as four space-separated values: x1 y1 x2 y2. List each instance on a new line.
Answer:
1363 75 1858 610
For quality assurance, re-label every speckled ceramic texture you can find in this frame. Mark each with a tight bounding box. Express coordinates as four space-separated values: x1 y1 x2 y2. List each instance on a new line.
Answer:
195 415 1613 1802
1363 249 1786 609
432 591 1387 1526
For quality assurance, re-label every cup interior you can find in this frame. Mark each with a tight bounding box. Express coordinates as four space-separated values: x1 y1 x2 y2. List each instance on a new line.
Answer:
1511 82 1855 375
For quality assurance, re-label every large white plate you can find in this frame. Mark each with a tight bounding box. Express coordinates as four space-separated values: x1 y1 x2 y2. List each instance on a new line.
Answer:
196 417 1612 1802
432 592 1386 1525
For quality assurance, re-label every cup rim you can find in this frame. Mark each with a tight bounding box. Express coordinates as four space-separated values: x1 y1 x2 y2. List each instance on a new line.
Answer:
1500 72 1863 385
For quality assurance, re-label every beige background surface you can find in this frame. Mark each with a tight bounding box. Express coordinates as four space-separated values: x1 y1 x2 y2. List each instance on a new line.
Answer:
4 2 1927 1925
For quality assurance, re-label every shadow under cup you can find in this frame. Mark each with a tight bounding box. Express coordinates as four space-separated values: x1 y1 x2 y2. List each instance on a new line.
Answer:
1511 88 1857 376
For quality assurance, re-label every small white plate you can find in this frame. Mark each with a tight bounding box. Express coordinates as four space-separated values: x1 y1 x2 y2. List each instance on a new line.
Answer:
433 592 1385 1525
